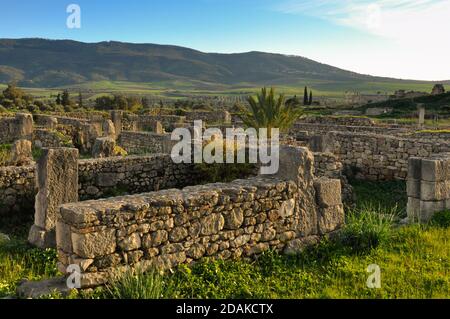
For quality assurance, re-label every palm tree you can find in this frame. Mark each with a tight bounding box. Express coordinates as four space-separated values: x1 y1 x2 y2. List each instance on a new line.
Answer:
237 87 303 137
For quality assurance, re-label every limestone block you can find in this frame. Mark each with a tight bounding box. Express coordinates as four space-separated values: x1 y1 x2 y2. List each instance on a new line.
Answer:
406 179 421 198
15 113 34 139
110 110 123 137
29 148 79 248
10 139 33 166
56 221 73 254
420 180 449 201
406 197 420 221
72 229 116 259
314 178 342 207
408 157 422 180
92 137 115 158
276 146 314 186
421 159 446 182
318 204 345 234
419 200 446 222
102 120 116 139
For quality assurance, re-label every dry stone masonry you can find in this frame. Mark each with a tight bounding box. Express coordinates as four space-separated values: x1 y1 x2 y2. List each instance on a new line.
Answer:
56 146 344 288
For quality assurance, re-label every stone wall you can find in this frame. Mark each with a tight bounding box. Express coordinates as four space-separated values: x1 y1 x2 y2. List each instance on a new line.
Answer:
33 129 71 148
185 110 231 124
78 155 198 200
407 154 450 222
0 154 200 220
0 113 34 144
314 152 353 202
56 147 344 288
0 165 35 217
291 123 406 136
118 131 171 154
122 114 185 132
331 132 450 180
300 116 376 126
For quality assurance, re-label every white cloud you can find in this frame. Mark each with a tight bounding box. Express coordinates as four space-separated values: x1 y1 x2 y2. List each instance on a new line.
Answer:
276 0 450 80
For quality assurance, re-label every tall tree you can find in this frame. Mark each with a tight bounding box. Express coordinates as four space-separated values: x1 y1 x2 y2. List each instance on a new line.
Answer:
78 92 83 108
303 86 309 106
61 90 70 106
56 93 62 105
237 87 303 137
309 91 313 106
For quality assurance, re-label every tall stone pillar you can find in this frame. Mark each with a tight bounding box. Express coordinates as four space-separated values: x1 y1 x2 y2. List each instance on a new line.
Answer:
407 154 450 222
110 110 123 137
28 148 79 248
15 113 34 140
418 104 425 129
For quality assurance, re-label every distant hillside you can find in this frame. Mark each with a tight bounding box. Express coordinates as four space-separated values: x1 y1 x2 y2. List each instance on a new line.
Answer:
0 38 444 90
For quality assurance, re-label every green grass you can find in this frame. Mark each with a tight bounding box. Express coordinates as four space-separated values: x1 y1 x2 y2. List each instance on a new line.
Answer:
0 180 449 299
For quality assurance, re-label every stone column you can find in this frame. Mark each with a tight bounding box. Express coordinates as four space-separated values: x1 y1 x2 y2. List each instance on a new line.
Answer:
28 148 79 248
110 110 123 137
15 113 34 140
407 154 450 222
418 104 425 129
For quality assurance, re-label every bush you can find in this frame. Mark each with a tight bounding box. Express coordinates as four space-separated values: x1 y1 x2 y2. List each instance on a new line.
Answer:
0 144 12 166
104 267 170 299
339 204 396 252
431 210 450 228
113 145 128 157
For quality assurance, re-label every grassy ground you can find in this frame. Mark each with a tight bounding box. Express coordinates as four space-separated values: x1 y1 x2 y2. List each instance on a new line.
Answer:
0 180 449 299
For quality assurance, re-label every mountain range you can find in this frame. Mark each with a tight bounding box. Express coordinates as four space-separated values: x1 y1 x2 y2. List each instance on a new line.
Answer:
0 38 446 90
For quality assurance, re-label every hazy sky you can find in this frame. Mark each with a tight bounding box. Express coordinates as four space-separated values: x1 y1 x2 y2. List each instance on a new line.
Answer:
1 0 449 81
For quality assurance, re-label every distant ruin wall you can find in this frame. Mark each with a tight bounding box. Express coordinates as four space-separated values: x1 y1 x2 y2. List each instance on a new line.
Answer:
300 116 376 126
291 123 406 136
78 155 197 200
0 165 35 218
0 154 199 220
118 131 171 154
331 132 450 180
0 113 33 144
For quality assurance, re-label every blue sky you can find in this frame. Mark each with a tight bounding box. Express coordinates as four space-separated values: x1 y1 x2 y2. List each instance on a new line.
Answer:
1 0 449 80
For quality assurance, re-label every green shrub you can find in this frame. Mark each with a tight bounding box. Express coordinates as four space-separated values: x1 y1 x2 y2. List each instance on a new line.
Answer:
104 267 169 299
0 144 12 166
339 204 396 252
431 210 450 228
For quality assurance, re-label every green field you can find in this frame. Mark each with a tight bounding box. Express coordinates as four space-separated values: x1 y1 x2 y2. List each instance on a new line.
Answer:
1 180 449 299
1 79 438 102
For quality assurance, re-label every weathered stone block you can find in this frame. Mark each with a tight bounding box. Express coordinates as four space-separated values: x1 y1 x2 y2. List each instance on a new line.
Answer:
72 229 116 259
406 179 421 198
419 200 446 222
314 178 342 207
29 148 79 248
421 159 445 182
407 197 420 221
56 221 73 254
318 204 344 234
408 157 422 180
420 180 448 201
92 137 115 158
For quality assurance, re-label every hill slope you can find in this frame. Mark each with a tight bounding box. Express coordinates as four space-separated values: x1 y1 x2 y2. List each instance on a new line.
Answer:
0 38 442 91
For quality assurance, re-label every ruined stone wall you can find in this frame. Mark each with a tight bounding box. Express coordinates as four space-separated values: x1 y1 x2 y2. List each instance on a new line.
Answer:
33 129 70 148
291 123 406 136
78 155 198 200
118 131 170 154
0 113 33 144
57 169 344 288
300 116 376 126
0 154 199 220
331 132 450 180
0 165 35 217
185 110 231 124
122 114 185 132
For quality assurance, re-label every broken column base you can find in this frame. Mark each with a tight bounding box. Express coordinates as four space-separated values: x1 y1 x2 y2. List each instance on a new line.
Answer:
28 225 56 249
